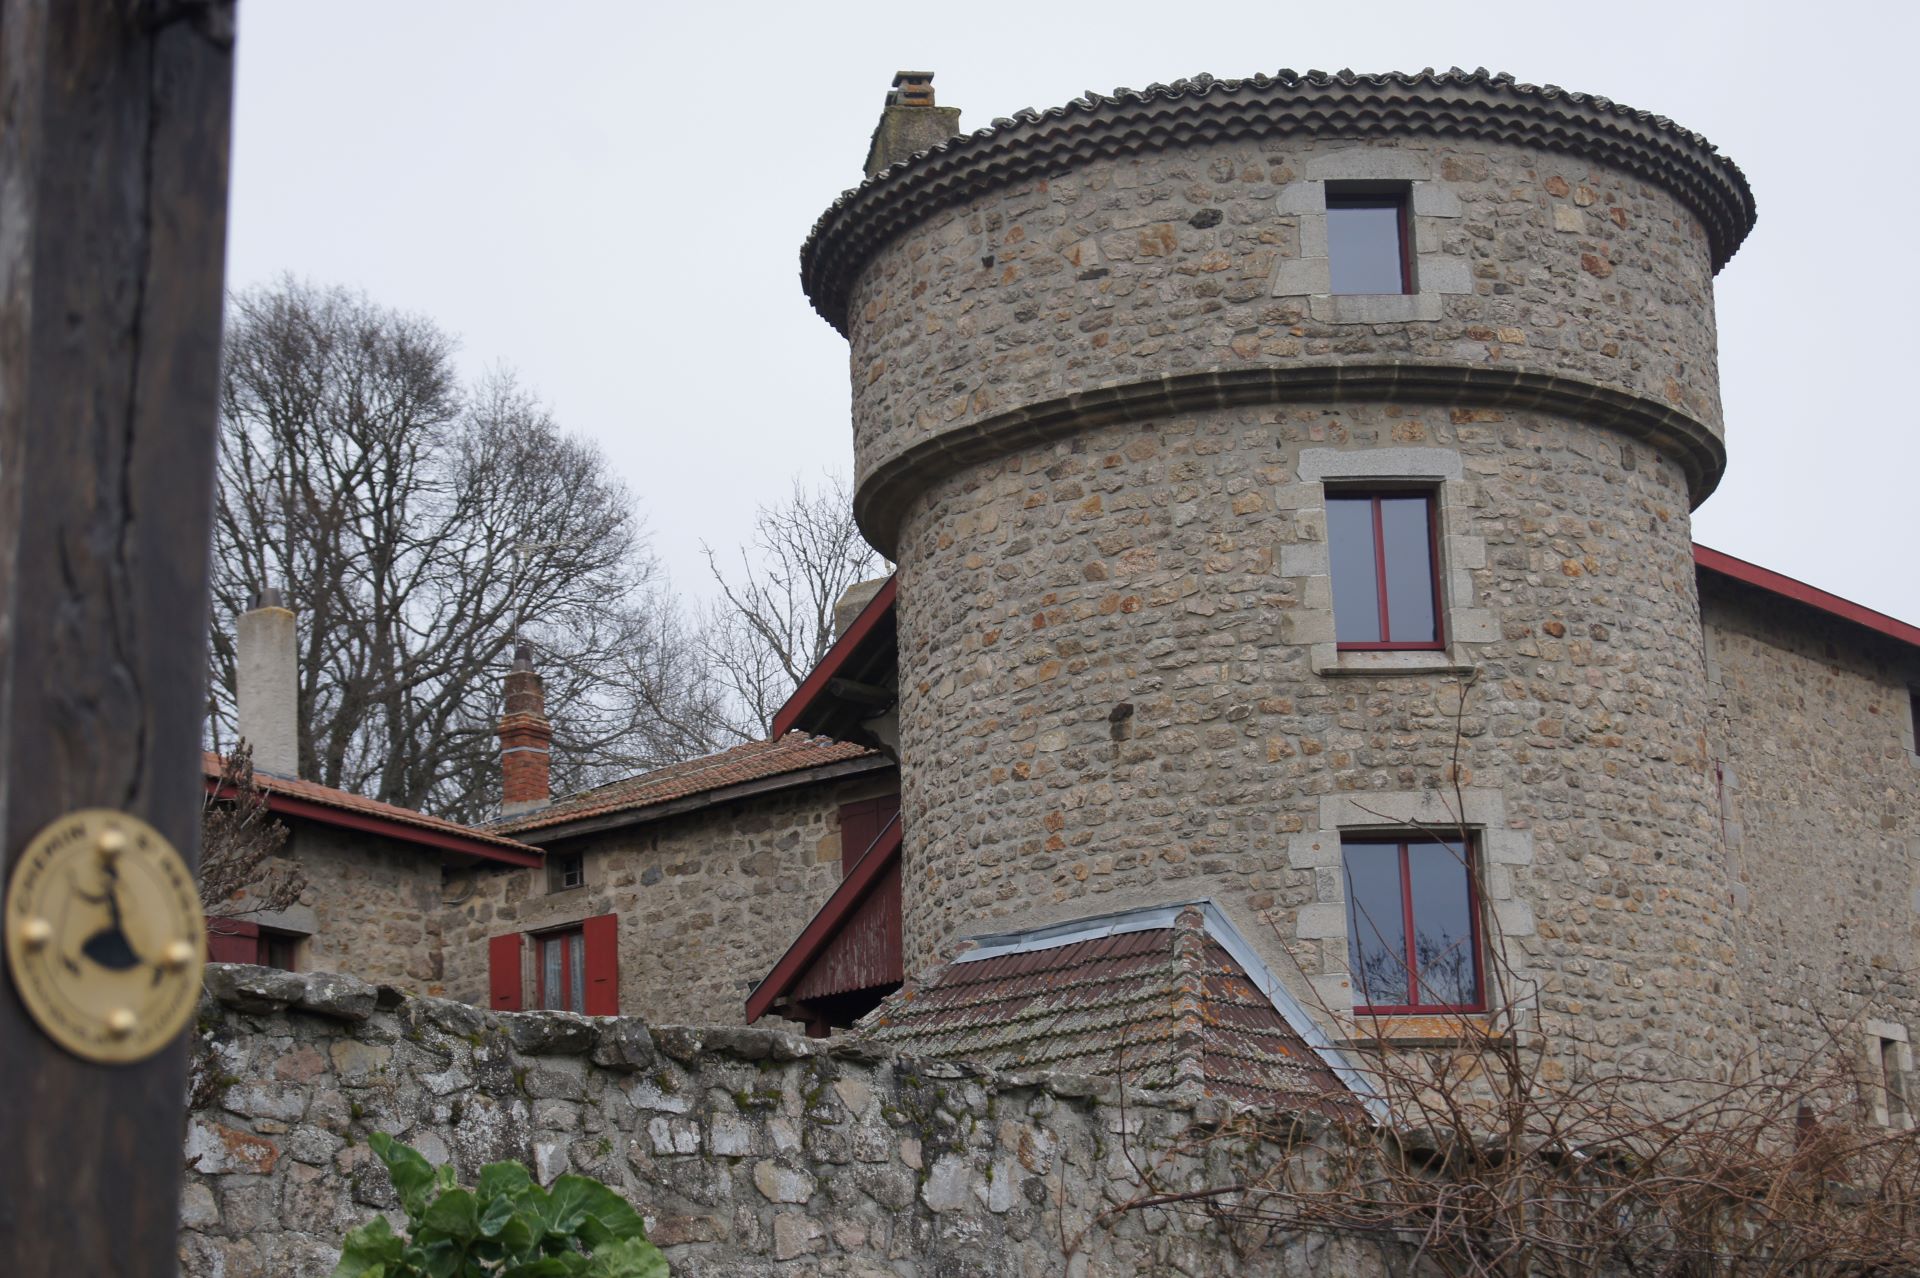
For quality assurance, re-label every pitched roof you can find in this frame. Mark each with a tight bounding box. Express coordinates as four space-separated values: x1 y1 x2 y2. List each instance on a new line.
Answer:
493 733 885 836
1693 544 1920 651
746 811 903 1026
201 753 541 866
860 903 1363 1115
772 575 897 741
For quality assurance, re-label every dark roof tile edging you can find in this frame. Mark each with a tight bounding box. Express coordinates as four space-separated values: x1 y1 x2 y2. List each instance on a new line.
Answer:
494 733 882 836
802 67 1757 331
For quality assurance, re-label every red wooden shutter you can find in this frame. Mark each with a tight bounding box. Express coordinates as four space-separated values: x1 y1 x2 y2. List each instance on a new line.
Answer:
206 918 261 964
488 933 524 1011
839 800 874 878
838 795 901 878
581 913 619 1015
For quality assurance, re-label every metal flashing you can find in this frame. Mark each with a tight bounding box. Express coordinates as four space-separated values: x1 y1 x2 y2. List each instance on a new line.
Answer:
954 899 1378 1107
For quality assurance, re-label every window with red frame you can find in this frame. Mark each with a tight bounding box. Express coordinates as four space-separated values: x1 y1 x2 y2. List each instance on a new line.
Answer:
1326 491 1443 649
537 926 587 1012
1342 835 1482 1014
1326 190 1412 295
206 918 303 970
491 916 618 1015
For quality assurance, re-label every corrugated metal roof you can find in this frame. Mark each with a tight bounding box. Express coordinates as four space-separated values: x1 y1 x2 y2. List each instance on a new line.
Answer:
861 905 1355 1115
494 733 880 834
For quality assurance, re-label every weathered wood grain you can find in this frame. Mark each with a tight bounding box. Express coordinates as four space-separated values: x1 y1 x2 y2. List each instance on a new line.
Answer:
0 1 234 1271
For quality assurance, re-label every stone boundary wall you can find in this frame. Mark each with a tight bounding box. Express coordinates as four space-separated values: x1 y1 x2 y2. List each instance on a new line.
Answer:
182 964 1407 1277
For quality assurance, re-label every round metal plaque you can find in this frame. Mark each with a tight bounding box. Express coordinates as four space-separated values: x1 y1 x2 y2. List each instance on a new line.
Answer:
5 810 205 1063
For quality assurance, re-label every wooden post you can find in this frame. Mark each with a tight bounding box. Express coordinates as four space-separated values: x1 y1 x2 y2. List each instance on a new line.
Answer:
0 1 234 1273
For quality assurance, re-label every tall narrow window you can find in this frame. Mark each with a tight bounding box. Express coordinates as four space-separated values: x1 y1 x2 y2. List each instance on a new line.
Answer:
538 926 586 1012
1343 835 1482 1014
1327 191 1411 295
1327 491 1444 649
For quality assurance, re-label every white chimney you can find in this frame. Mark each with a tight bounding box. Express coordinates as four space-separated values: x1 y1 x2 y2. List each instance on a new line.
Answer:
235 587 299 777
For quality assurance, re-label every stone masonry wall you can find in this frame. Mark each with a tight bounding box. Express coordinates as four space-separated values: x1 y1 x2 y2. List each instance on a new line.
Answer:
221 821 449 992
845 135 1724 514
1703 578 1920 1071
840 110 1748 1090
890 399 1743 1083
444 773 899 1026
181 965 1409 1277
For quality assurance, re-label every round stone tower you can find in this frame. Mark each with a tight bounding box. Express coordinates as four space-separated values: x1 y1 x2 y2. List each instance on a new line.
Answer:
802 69 1757 1075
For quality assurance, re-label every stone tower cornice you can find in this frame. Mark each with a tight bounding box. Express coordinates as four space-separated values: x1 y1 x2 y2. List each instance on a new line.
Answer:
800 66 1757 334
851 362 1726 557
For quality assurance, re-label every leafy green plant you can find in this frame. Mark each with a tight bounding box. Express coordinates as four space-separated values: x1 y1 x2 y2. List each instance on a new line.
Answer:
332 1132 667 1277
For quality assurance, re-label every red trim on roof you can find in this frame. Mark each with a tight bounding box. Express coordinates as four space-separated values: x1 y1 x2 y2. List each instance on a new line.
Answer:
746 812 901 1023
203 753 542 867
1693 545 1920 650
772 575 897 739
495 733 880 835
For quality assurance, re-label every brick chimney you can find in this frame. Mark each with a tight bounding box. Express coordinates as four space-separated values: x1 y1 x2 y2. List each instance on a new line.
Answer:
235 586 299 777
863 71 962 178
498 643 552 816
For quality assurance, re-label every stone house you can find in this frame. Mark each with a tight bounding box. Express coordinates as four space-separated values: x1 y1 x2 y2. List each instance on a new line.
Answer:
202 594 543 990
209 594 903 1025
757 67 1920 1109
446 724 898 1025
209 68 1920 1113
201 751 541 989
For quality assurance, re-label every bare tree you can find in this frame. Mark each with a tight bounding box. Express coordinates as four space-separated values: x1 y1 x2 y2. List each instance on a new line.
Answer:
703 475 886 738
200 741 298 915
208 280 727 820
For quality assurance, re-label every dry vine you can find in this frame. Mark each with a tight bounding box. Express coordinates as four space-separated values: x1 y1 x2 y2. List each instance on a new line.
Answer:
1098 671 1920 1276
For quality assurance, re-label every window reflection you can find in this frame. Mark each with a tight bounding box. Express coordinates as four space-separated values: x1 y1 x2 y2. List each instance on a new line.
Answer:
1342 836 1479 1012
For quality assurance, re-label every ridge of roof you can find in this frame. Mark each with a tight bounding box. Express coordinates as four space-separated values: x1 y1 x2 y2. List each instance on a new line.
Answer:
861 900 1374 1115
201 752 540 865
494 732 883 835
801 67 1756 331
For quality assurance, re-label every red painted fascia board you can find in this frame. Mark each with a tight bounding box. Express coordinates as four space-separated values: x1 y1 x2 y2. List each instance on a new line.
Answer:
746 814 901 1023
203 777 543 867
772 575 897 738
1693 544 1920 651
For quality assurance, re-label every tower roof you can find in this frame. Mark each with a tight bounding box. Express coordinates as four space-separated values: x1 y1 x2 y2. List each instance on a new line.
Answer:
800 67 1757 333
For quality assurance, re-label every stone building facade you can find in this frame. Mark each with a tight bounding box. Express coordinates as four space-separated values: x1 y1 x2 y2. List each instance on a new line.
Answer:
1699 561 1920 1097
449 735 900 1026
202 753 543 993
793 68 1919 1088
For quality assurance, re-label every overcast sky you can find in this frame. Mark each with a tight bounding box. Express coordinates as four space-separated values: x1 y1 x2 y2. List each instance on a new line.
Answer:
226 0 1920 625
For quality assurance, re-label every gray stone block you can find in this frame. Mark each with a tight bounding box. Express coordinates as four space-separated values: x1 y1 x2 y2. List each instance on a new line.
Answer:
1270 255 1330 296
1416 254 1474 294
1298 447 1464 481
1410 180 1462 216
1303 147 1433 181
1309 291 1444 323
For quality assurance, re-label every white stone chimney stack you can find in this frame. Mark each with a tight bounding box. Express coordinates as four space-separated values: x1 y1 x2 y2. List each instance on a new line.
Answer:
235 586 299 777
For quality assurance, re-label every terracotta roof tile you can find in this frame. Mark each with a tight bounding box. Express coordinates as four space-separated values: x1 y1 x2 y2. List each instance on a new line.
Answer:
201 753 540 860
494 733 881 834
861 906 1356 1115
